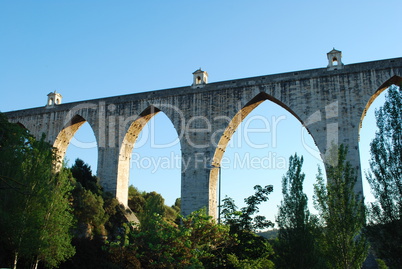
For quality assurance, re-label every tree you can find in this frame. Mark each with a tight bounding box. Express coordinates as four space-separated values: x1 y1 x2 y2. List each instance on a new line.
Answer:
32 168 76 268
72 187 108 237
0 113 75 268
69 158 114 238
163 198 181 222
171 198 181 213
128 187 180 223
58 160 132 269
222 185 274 232
129 209 232 268
275 154 322 269
221 185 275 268
128 185 146 214
71 158 102 195
138 191 167 230
365 85 402 268
314 145 368 269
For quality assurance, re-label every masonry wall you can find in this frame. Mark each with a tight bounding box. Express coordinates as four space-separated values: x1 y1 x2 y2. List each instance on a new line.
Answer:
5 57 402 218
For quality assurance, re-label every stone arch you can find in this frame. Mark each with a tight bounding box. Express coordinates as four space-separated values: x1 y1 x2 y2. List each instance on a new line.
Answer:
53 114 98 165
208 92 319 217
16 122 27 130
14 121 32 138
359 75 402 133
116 105 181 206
211 92 304 168
358 75 402 201
7 118 31 134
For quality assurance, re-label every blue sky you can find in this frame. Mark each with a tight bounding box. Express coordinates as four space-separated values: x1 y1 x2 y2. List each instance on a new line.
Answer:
1 1 401 223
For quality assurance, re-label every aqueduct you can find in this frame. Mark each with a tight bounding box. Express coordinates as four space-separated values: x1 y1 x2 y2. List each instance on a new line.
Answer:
5 50 402 218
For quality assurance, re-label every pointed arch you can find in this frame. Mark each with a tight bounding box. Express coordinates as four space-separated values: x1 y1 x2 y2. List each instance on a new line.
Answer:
53 114 98 165
359 75 402 132
119 105 161 163
16 122 27 130
14 121 32 138
211 92 305 168
359 75 402 203
208 92 319 218
116 105 181 205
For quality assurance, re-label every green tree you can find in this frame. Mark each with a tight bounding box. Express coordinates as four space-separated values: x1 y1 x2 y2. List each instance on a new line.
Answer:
138 191 166 230
72 187 108 237
58 160 130 269
0 113 75 268
128 185 146 214
221 185 275 268
70 158 111 238
222 185 274 232
314 145 368 269
365 85 402 268
71 158 102 195
129 209 232 268
275 154 322 269
171 198 181 213
32 168 76 268
130 188 180 224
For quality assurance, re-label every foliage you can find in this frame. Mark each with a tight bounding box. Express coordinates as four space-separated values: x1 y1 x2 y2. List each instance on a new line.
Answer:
107 244 141 269
142 192 166 217
365 85 402 268
172 197 181 212
226 252 274 269
314 145 368 269
128 185 146 213
103 194 127 242
59 162 131 268
72 187 108 237
130 209 233 268
376 259 389 269
275 154 322 269
0 113 75 268
257 229 278 239
222 185 274 232
33 168 76 268
59 237 120 269
164 198 181 221
128 185 180 223
71 158 102 195
70 158 110 238
221 185 275 268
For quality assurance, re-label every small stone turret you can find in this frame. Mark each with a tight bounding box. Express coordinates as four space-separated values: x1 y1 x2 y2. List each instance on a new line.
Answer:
327 48 344 70
46 91 62 107
192 68 208 88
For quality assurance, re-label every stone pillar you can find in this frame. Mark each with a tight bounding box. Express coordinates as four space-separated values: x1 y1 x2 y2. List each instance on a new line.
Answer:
180 131 218 218
306 98 363 195
97 146 124 202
